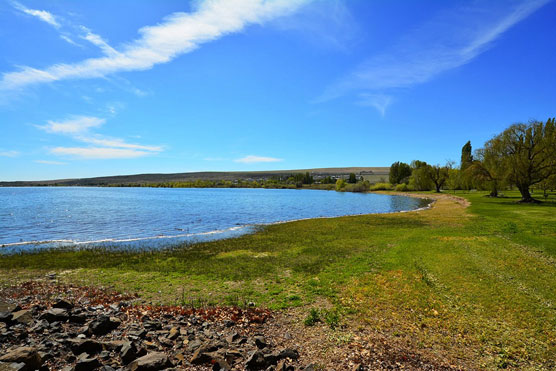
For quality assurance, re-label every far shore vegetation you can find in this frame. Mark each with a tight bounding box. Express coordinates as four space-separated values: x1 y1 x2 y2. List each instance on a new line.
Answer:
2 118 556 369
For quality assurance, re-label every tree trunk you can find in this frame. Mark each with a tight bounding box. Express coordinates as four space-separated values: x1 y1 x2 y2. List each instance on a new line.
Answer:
517 184 536 202
435 183 441 193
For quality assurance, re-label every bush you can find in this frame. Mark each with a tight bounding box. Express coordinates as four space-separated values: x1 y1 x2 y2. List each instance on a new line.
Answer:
395 183 412 192
343 181 370 193
335 178 347 191
370 182 393 191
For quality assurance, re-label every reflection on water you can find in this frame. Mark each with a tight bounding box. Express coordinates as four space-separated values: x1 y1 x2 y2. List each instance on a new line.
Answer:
0 187 430 253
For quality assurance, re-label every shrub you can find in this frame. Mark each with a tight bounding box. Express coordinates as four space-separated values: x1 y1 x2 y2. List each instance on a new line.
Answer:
395 183 411 192
370 182 393 191
335 178 347 191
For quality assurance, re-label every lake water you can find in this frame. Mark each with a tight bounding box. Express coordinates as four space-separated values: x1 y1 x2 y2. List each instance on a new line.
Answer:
0 187 429 253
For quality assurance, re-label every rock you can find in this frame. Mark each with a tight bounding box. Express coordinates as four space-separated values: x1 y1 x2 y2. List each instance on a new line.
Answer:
128 353 171 371
302 364 317 371
88 316 120 336
0 312 13 324
212 358 231 371
277 349 299 361
69 313 87 324
225 332 240 344
67 339 103 355
190 342 224 365
120 342 138 364
11 310 33 325
74 357 101 371
352 364 364 371
40 308 68 323
186 339 202 352
0 362 26 371
254 336 268 349
0 347 43 370
224 320 235 328
53 299 73 310
245 350 267 370
0 299 18 313
167 327 179 340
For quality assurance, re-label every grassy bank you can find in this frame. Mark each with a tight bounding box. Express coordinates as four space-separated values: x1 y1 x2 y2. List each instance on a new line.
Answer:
1 191 555 369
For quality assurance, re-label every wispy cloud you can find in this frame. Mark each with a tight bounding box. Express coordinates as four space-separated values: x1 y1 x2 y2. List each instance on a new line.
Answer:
317 0 550 114
0 150 20 157
235 155 283 164
356 93 392 117
37 115 162 159
37 116 105 134
1 0 309 91
51 147 153 159
34 160 66 165
11 1 60 29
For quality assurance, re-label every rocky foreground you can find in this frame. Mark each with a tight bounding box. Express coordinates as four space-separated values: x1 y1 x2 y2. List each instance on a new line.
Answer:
0 279 312 371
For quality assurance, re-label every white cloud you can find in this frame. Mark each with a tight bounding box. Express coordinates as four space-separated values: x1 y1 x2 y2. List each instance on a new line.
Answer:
356 93 392 117
38 116 105 134
79 26 119 57
34 160 66 165
1 0 310 91
51 147 153 159
12 1 60 29
317 0 549 113
76 136 163 152
0 150 20 157
235 155 283 163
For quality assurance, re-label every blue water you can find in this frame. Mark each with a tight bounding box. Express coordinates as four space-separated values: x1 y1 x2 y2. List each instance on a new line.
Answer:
0 187 429 252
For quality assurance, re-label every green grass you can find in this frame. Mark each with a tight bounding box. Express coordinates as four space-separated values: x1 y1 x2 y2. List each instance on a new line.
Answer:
1 191 555 369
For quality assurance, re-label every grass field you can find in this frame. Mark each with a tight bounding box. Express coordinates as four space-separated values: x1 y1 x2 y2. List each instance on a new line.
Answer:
1 191 555 369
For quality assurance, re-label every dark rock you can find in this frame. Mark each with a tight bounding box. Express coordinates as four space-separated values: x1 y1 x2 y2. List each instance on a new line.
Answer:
39 308 68 323
0 299 18 313
254 336 268 349
68 339 103 355
277 349 299 361
88 316 120 336
69 313 87 324
190 341 224 365
74 357 101 371
245 350 267 370
167 327 179 340
0 347 43 370
128 329 147 339
186 339 202 352
11 310 33 325
224 320 235 328
128 352 172 371
53 299 73 310
212 358 231 371
120 342 138 364
0 312 13 324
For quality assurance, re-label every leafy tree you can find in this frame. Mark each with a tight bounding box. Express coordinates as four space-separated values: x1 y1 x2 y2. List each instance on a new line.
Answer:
335 178 347 191
348 173 357 184
427 163 450 193
468 145 506 197
460 141 473 170
408 161 434 191
389 162 412 184
492 118 556 202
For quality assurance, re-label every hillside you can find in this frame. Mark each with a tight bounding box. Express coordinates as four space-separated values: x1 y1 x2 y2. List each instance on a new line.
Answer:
0 167 389 186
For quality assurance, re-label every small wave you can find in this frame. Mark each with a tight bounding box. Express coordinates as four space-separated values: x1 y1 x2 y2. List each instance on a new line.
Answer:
0 226 249 248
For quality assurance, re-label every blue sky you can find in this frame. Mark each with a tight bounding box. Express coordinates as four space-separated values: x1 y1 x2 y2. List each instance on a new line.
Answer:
1 0 555 181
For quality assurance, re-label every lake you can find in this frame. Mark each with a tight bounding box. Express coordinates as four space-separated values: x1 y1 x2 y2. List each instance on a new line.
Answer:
0 187 430 252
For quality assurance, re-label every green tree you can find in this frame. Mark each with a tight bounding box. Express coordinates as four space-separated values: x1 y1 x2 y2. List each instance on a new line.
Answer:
389 162 412 184
460 141 473 170
493 118 556 202
348 173 357 184
468 145 507 197
408 161 434 191
427 163 450 193
335 178 347 191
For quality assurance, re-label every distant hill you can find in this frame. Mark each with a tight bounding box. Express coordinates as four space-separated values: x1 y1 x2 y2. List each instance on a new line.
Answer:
0 167 389 186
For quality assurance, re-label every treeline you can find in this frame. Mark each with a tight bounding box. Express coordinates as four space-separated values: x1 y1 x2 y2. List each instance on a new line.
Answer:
387 118 556 202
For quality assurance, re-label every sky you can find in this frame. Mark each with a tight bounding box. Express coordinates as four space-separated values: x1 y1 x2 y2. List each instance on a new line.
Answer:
1 0 555 181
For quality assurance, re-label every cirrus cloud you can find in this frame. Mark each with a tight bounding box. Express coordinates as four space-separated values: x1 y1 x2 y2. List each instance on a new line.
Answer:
234 155 283 164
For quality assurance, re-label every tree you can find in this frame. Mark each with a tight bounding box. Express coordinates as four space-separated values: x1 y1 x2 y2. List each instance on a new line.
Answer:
408 160 434 191
389 162 412 184
460 141 473 170
493 118 556 202
348 173 357 184
427 163 450 193
335 178 347 191
468 145 506 197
